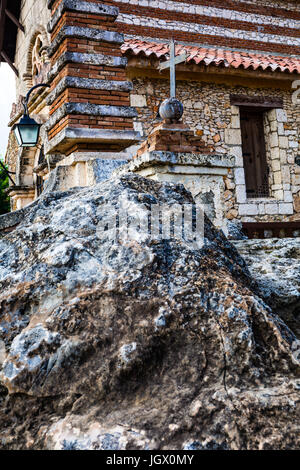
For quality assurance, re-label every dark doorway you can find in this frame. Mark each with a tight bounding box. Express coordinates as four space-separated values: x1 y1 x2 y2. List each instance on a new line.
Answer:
240 108 269 198
36 146 45 197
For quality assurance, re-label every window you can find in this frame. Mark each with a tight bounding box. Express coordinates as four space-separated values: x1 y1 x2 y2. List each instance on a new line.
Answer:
240 108 269 198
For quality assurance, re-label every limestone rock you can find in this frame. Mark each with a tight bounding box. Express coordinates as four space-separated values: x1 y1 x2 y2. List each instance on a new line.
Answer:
0 175 299 450
234 238 300 337
227 220 247 240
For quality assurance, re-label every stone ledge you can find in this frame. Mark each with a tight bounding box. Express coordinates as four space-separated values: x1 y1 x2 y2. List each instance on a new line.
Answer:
47 77 133 106
48 0 119 33
45 127 141 154
48 26 124 58
33 154 64 176
57 151 131 167
113 151 234 180
45 102 138 132
6 185 35 196
132 166 230 178
114 151 234 175
48 52 128 81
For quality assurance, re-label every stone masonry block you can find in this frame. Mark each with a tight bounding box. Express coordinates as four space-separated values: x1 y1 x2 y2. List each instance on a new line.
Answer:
276 109 288 123
273 172 282 185
267 109 277 122
271 160 281 172
273 189 284 200
265 203 279 215
279 203 294 215
270 133 279 148
238 204 258 216
271 147 280 160
236 184 247 203
130 95 147 107
280 149 287 163
231 115 240 129
279 136 288 149
234 167 245 185
282 166 291 184
225 129 242 146
231 106 240 116
284 191 293 202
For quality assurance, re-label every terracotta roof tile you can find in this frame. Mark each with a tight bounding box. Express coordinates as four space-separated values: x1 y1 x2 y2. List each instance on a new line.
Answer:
121 39 300 74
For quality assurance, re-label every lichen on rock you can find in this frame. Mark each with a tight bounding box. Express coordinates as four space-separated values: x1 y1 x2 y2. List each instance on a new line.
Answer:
0 174 299 450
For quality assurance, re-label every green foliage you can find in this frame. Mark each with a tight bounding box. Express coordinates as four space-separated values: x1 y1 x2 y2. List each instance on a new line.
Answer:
0 159 10 215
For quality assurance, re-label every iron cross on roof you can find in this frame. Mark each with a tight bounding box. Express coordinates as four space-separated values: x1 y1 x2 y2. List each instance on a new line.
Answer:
158 39 187 99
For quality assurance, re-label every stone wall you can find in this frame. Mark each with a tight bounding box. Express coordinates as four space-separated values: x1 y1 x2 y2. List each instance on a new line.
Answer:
14 0 51 97
4 1 51 210
128 76 300 223
4 0 300 223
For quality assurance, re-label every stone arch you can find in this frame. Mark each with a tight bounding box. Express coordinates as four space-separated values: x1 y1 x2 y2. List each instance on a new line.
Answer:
23 26 50 89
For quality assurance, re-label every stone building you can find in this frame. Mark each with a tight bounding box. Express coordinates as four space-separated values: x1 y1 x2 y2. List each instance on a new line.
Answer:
1 0 300 236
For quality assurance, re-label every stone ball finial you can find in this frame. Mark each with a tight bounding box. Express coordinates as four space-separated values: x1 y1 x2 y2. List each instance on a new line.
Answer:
159 97 184 122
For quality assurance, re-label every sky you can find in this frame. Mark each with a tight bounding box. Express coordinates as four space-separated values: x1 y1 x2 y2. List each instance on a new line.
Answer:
0 63 16 159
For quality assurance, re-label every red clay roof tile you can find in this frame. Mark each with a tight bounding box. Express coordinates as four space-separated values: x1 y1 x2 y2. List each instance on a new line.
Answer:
122 39 300 74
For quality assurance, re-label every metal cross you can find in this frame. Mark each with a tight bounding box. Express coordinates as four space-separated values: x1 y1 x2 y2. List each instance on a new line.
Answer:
158 39 187 99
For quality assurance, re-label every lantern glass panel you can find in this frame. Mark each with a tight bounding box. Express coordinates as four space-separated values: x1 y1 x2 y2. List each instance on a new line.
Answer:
13 125 22 146
19 124 40 146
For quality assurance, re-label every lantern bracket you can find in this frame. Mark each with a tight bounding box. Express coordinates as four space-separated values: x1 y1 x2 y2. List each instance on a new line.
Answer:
23 83 51 116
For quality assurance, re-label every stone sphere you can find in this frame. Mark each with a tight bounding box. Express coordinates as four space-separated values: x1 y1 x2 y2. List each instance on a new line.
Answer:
159 97 184 121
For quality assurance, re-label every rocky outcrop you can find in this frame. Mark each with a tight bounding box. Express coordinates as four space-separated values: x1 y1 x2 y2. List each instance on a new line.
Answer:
0 174 299 450
234 238 300 337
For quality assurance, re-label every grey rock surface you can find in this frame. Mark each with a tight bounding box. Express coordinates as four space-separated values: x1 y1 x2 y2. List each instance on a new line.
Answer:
91 159 128 183
0 174 299 450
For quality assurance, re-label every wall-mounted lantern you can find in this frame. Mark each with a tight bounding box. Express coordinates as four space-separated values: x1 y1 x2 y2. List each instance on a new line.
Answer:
295 156 300 167
13 83 50 147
